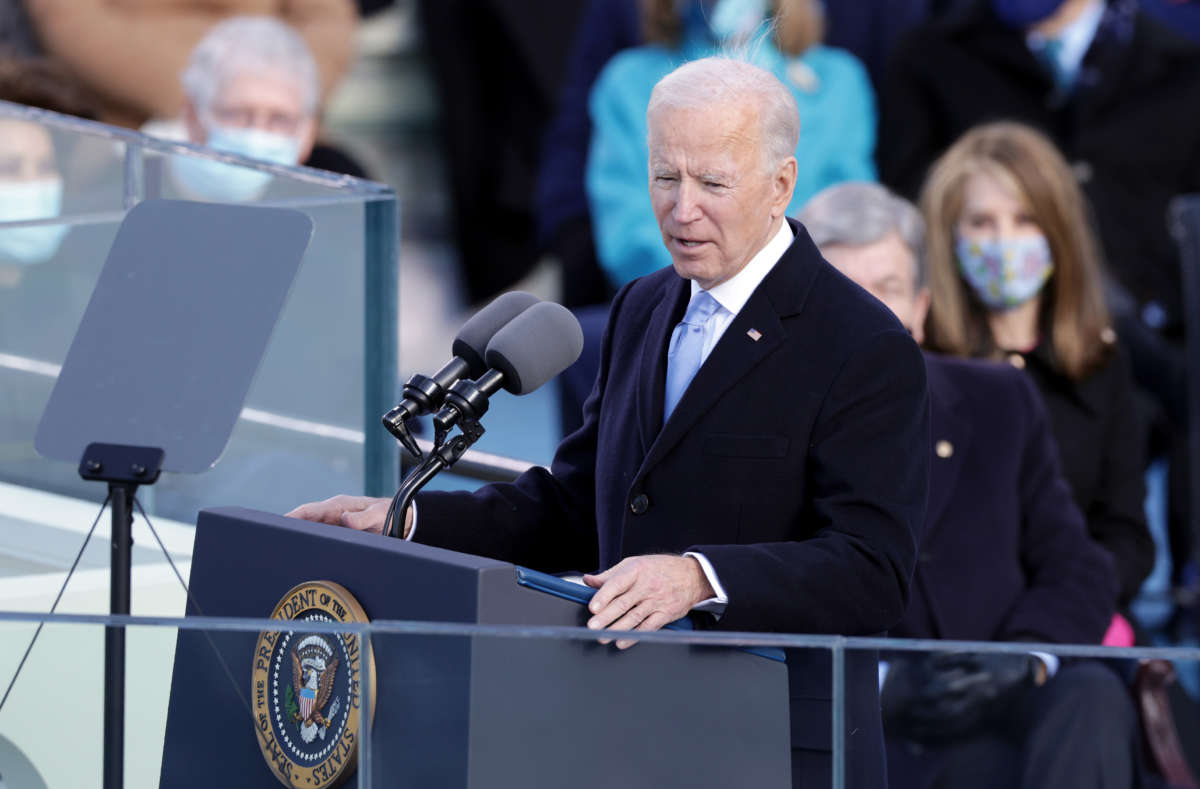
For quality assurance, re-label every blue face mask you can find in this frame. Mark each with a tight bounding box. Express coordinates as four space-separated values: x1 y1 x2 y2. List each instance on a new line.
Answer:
956 234 1054 310
0 178 68 266
709 0 769 40
168 125 302 202
991 0 1064 28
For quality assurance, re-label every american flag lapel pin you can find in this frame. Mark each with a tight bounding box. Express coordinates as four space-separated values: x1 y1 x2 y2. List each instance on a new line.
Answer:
746 328 762 341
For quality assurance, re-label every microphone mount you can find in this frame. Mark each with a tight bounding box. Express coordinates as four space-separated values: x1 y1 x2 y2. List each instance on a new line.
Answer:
432 369 506 449
382 358 473 460
384 412 487 539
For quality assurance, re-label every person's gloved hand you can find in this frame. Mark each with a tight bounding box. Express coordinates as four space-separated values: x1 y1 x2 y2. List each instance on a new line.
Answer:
882 652 1044 744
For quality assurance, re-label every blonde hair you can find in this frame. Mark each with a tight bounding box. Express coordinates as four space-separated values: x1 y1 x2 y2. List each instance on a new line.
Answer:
920 122 1113 380
641 0 824 56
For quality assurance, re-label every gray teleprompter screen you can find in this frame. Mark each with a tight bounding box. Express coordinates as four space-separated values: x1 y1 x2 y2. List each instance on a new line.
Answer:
35 199 313 474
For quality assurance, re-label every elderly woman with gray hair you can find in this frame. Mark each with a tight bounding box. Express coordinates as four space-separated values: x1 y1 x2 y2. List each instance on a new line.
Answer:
800 181 1140 789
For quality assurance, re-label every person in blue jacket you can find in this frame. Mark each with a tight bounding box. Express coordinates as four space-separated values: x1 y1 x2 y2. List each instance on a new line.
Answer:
586 0 877 288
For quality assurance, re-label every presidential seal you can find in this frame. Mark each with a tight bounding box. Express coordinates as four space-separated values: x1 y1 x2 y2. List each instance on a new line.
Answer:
252 581 375 788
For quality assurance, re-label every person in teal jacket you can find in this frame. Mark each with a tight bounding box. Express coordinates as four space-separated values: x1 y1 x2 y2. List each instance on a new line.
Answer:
586 0 877 287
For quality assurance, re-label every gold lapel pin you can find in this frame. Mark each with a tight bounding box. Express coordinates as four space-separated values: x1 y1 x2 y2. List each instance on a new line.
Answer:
746 328 762 341
935 440 954 459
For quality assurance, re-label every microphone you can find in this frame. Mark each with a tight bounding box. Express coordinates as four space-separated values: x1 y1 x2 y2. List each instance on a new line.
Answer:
432 301 584 444
382 291 540 457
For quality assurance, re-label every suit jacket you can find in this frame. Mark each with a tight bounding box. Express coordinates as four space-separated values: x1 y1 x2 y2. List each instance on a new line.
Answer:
416 219 931 788
877 0 1200 328
892 354 1118 645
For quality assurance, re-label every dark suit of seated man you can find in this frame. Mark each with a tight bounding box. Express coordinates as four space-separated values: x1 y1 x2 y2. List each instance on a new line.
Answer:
290 58 930 788
800 181 1141 789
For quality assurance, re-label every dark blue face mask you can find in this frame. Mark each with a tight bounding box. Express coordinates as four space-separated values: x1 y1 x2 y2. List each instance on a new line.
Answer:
991 0 1064 28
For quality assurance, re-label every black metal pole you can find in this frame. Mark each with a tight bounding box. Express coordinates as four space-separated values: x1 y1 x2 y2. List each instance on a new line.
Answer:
104 482 134 789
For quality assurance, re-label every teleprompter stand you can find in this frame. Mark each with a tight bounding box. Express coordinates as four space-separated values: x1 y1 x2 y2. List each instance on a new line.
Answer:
78 442 164 789
33 199 313 788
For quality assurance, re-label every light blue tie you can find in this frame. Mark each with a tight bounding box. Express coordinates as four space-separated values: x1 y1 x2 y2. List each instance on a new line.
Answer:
664 290 721 421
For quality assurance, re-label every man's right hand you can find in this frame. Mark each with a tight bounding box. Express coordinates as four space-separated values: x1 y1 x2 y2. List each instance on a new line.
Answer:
285 495 412 537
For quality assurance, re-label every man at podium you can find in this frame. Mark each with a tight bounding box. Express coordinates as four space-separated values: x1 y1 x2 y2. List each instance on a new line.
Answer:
290 56 929 788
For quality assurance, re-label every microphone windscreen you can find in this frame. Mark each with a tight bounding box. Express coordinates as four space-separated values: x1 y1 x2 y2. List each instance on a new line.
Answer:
485 302 584 395
452 291 540 377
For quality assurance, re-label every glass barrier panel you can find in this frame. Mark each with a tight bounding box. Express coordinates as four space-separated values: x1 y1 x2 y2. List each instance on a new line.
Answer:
0 615 371 789
0 103 399 524
0 613 1198 788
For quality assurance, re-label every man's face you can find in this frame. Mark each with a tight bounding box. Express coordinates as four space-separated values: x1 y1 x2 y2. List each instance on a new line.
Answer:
648 103 796 290
184 71 317 162
821 233 930 344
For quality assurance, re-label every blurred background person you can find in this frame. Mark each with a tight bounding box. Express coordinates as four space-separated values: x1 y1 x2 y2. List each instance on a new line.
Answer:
414 0 588 305
919 122 1155 634
0 115 63 285
877 0 1200 580
801 180 1141 789
20 0 356 130
535 0 640 310
587 0 876 289
0 57 96 290
142 15 365 203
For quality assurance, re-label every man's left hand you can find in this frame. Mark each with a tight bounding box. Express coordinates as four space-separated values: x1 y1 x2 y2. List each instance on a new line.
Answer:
582 555 714 649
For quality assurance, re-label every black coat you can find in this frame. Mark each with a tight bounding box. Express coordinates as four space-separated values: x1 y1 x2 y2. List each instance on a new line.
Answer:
893 354 1118 644
878 0 1200 328
415 220 931 788
1000 344 1155 607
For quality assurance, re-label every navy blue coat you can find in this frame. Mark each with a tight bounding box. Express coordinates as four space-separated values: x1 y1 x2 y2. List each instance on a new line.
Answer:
893 354 1118 645
416 219 930 787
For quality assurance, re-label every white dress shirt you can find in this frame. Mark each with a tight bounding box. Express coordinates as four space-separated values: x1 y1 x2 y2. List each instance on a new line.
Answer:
680 219 796 614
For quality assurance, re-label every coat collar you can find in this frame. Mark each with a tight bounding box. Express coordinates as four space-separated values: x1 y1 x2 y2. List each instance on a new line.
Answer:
634 218 820 472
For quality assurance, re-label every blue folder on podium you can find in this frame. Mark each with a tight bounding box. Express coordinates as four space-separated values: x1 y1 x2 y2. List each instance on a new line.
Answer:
513 566 787 662
159 507 792 788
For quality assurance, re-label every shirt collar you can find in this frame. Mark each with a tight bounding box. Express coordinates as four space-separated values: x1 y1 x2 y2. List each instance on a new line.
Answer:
690 220 795 316
1027 0 1106 80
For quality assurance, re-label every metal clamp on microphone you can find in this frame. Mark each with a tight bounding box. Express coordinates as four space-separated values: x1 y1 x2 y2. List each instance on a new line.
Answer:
383 301 584 538
381 291 539 459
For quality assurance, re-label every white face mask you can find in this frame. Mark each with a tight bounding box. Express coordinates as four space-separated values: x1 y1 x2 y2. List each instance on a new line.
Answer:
0 177 68 265
168 124 302 202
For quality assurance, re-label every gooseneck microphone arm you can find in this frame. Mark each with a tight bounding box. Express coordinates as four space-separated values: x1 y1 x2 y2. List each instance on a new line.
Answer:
383 369 505 538
384 414 488 538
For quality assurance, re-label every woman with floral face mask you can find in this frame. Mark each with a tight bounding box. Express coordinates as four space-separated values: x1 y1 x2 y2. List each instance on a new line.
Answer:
920 121 1155 628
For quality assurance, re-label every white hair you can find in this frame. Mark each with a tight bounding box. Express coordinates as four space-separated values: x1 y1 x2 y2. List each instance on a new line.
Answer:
798 181 928 287
647 56 800 172
181 16 319 116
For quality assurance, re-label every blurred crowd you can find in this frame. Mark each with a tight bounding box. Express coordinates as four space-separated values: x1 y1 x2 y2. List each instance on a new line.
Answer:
2 0 1200 784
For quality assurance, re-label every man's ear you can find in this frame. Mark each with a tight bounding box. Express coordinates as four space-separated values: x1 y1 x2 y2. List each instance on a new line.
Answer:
771 157 798 217
911 287 932 346
182 100 206 145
